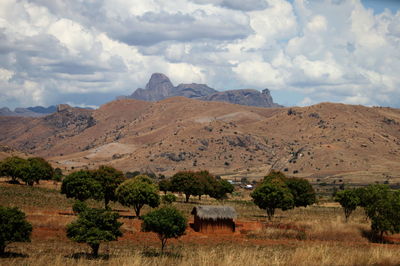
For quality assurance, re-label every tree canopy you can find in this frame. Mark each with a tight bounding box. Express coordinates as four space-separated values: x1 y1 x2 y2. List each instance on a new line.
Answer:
92 165 125 208
0 206 32 254
170 171 204 202
61 170 102 202
251 179 294 220
116 175 160 217
66 207 122 256
335 189 360 222
142 206 187 252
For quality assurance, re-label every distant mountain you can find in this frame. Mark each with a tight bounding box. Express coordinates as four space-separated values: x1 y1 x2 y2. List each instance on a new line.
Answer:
0 105 91 117
27 106 57 114
128 73 282 108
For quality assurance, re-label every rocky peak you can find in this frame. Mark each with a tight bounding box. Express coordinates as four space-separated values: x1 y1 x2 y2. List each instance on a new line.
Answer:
145 73 174 91
57 104 72 112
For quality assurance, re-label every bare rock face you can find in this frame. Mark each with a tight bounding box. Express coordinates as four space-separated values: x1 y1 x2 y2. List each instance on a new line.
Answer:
131 73 174 101
57 104 72 112
129 73 282 107
202 88 282 108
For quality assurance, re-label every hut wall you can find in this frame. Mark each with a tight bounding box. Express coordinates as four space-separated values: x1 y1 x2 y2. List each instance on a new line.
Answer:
194 217 235 233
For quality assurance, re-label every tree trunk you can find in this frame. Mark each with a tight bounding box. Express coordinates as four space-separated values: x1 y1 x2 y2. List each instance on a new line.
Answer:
134 204 143 218
185 194 190 203
161 238 167 253
267 208 275 221
90 243 100 257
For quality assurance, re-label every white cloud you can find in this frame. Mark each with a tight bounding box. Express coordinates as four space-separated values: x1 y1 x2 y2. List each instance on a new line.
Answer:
0 0 400 108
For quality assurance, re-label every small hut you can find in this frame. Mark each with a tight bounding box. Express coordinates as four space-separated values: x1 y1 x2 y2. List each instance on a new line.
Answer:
191 205 237 233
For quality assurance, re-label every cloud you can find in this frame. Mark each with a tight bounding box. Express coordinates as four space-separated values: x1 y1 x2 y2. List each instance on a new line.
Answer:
0 0 399 109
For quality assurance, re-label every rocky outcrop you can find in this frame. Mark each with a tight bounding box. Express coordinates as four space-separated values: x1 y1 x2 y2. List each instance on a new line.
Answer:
129 73 282 108
202 88 282 108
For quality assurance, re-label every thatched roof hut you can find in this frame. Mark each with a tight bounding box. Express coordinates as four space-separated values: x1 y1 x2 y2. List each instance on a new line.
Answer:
191 205 237 233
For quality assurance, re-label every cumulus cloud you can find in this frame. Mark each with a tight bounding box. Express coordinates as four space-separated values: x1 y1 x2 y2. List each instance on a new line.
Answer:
0 0 399 108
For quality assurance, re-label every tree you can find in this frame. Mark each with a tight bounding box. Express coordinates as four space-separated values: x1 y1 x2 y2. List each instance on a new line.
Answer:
92 165 125 208
170 171 204 202
284 177 316 207
0 156 29 183
359 185 400 240
142 206 187 253
210 179 234 200
0 206 32 254
61 170 103 202
53 168 64 182
251 180 294 220
116 176 160 217
158 179 171 194
66 208 122 257
335 189 360 222
22 157 55 185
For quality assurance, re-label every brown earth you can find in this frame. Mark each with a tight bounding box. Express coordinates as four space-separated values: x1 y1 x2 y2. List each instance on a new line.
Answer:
1 97 400 183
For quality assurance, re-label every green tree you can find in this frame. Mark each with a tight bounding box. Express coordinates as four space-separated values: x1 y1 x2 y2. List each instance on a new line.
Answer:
360 185 400 240
161 193 177 204
142 206 187 253
0 156 29 183
284 177 316 207
22 157 55 186
210 179 234 200
158 179 171 194
116 176 160 217
0 206 32 254
92 165 125 208
335 189 360 222
66 208 122 256
61 170 102 202
251 180 294 221
170 171 204 202
53 167 64 182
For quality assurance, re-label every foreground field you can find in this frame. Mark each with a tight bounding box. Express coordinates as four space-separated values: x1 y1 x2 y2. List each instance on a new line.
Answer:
1 180 400 265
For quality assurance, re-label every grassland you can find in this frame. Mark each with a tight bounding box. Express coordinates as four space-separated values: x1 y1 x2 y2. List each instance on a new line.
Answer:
1 180 400 265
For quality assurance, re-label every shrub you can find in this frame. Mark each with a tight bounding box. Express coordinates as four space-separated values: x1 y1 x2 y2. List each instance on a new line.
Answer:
161 193 177 204
0 206 32 254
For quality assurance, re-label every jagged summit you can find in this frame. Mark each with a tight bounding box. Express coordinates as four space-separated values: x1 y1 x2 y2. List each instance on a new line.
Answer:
129 73 281 108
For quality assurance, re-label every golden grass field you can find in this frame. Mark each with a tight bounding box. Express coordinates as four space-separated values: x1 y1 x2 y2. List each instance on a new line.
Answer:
1 180 400 266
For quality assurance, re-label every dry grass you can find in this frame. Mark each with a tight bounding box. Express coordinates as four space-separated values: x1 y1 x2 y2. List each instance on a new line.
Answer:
2 183 400 265
3 242 400 266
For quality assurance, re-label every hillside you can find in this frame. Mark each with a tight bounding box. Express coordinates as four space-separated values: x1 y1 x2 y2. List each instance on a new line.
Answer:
1 97 400 183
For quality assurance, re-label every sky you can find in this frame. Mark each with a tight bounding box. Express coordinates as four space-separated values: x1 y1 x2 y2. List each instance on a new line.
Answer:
0 0 399 109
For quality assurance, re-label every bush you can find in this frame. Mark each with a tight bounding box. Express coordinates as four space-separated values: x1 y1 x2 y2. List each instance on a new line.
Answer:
162 193 177 204
0 206 32 254
66 208 122 256
142 206 187 252
72 200 88 214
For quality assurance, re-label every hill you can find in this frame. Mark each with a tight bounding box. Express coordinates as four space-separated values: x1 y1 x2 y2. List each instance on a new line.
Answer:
1 98 400 183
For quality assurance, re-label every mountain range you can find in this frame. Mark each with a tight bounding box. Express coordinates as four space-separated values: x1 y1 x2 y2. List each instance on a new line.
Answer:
126 73 282 108
1 97 400 184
